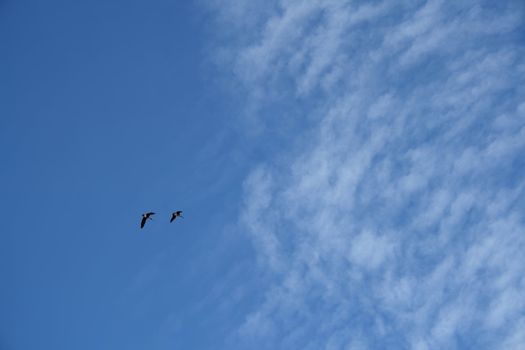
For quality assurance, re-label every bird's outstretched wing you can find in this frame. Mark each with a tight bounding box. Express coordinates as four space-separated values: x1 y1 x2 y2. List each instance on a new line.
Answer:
140 216 147 228
170 213 176 223
146 212 155 216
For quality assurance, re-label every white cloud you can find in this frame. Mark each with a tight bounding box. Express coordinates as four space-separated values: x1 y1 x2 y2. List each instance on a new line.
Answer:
210 0 525 348
348 230 394 270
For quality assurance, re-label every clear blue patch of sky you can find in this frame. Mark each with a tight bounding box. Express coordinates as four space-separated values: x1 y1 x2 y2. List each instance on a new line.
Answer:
0 1 263 349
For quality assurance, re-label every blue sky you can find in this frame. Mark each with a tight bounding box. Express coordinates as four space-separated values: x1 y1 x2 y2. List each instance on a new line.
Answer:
1 0 524 349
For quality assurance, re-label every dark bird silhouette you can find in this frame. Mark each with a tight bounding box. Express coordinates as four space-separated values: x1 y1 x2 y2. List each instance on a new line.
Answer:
170 211 184 223
140 212 155 228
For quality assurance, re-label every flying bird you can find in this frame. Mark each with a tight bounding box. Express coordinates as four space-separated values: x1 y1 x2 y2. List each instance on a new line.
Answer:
140 212 155 229
170 211 184 223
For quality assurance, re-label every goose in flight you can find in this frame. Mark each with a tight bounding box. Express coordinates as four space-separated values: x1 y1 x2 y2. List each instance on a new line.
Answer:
170 211 184 223
140 212 155 228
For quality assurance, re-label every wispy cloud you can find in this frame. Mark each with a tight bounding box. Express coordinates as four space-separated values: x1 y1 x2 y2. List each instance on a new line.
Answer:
210 0 525 348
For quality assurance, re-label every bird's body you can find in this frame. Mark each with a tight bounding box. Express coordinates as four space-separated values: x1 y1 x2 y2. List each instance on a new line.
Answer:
170 211 183 223
140 212 155 228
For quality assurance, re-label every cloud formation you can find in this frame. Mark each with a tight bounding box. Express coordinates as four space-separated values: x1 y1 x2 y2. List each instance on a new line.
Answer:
213 0 525 348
